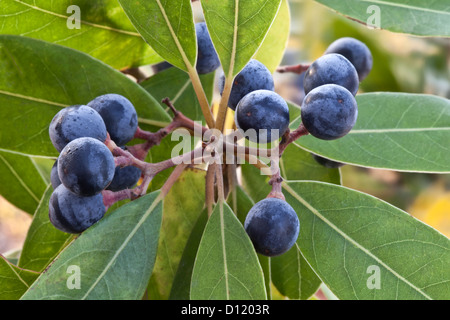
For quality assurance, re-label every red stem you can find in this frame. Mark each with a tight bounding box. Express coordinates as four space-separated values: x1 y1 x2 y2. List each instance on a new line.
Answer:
276 63 311 74
267 123 309 200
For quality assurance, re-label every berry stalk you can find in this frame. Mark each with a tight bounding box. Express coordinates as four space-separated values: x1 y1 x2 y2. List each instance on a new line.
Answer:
276 63 311 74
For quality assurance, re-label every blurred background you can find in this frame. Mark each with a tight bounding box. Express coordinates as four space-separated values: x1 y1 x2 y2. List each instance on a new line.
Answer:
1 0 449 256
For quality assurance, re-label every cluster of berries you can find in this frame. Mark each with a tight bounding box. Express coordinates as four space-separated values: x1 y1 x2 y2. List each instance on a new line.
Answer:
48 94 141 234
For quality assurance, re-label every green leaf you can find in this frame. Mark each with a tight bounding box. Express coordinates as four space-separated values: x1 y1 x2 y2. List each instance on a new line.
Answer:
201 0 282 77
0 0 162 69
140 66 215 123
283 181 450 300
315 0 450 37
118 0 196 72
0 255 40 300
169 209 208 300
296 93 450 173
149 168 206 300
190 202 267 300
287 100 302 129
280 144 341 185
254 0 290 73
21 191 163 300
271 244 322 300
227 185 255 225
0 150 48 214
0 35 170 157
18 185 73 272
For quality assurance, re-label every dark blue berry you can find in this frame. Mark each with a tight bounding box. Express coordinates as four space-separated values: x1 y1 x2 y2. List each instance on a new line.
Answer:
325 37 373 81
195 22 220 74
49 105 107 152
51 159 61 189
235 90 289 143
107 165 142 192
303 53 359 96
88 94 138 146
219 59 274 110
49 184 105 234
244 198 300 257
301 84 358 140
58 137 115 196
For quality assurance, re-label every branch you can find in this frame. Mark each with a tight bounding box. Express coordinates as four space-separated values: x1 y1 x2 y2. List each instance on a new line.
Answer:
276 63 311 74
266 123 309 200
187 66 216 129
127 98 208 161
103 134 207 209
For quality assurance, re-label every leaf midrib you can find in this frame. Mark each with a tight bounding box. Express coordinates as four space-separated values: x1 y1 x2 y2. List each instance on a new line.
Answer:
357 0 450 16
0 154 40 203
349 127 450 134
12 0 142 36
154 0 194 71
283 182 433 300
81 193 162 299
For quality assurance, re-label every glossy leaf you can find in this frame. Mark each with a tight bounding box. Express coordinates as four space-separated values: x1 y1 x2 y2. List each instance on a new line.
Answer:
280 144 341 185
149 168 206 300
271 243 322 300
201 0 282 77
315 0 450 37
0 150 49 214
190 202 267 300
0 0 162 69
140 66 215 123
0 35 170 157
283 181 450 300
169 209 208 300
21 191 163 300
254 0 290 73
227 185 255 225
287 100 302 128
296 93 450 173
118 0 196 72
0 255 39 300
18 185 74 272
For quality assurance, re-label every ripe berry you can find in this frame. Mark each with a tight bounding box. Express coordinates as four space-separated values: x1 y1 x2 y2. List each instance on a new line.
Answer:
195 22 220 74
303 53 359 96
235 90 290 143
219 59 274 110
325 37 373 81
107 165 142 192
58 137 115 196
88 94 138 146
244 198 300 257
49 105 107 152
49 184 105 234
301 84 358 140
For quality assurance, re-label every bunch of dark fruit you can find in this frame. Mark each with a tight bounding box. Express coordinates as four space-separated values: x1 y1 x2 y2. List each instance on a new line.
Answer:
48 94 142 234
46 22 372 259
223 37 372 256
